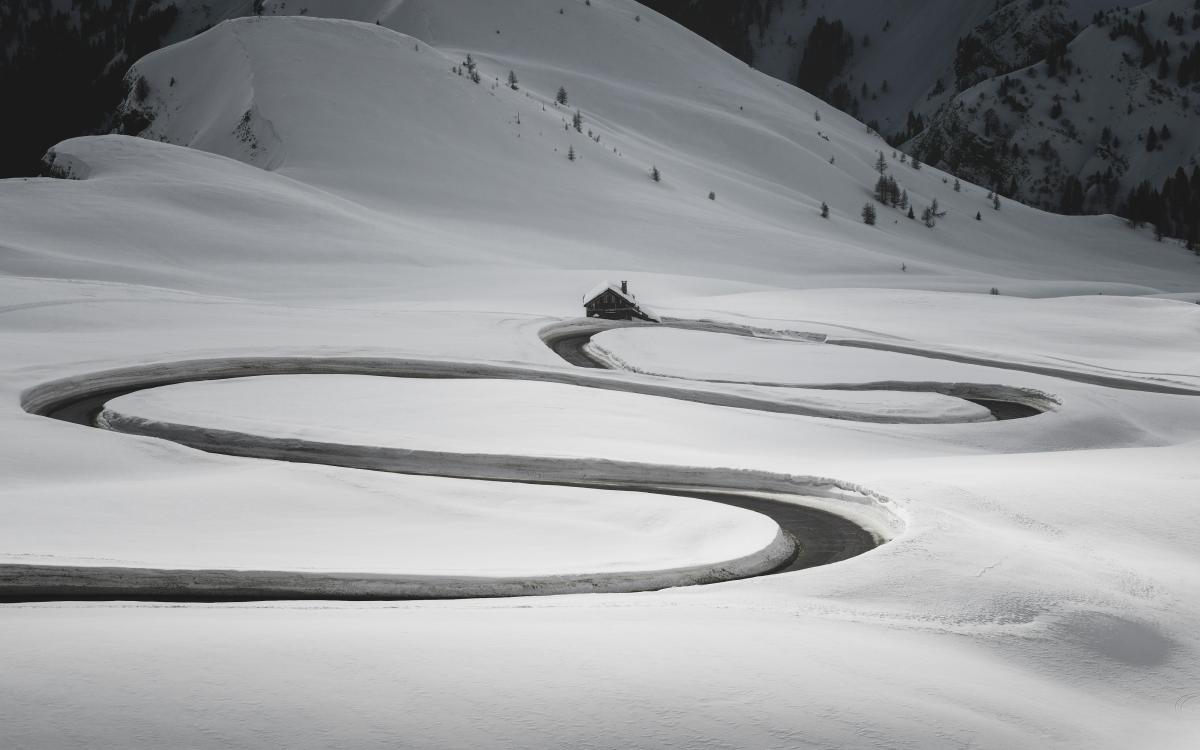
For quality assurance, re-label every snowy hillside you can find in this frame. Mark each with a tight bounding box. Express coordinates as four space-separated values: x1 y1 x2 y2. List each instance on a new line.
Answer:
915 0 1200 219
28 0 1191 296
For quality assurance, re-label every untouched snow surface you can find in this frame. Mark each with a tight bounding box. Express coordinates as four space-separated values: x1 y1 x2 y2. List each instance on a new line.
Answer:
588 326 1054 385
104 375 996 446
97 372 990 469
0 450 783 578
3 1 1200 748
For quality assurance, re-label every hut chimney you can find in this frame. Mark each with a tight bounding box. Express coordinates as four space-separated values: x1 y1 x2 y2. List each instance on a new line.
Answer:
620 280 628 294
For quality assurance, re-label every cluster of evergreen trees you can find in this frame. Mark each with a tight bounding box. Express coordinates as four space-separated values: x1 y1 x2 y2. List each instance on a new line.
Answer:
1177 44 1200 85
1125 167 1200 248
454 54 482 84
874 174 904 207
887 111 926 147
0 0 181 177
1096 4 1200 86
1144 124 1172 152
872 152 907 210
1164 8 1200 35
953 33 991 91
795 17 857 115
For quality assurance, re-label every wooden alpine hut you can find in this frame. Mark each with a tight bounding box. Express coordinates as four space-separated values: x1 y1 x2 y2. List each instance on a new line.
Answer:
582 280 649 320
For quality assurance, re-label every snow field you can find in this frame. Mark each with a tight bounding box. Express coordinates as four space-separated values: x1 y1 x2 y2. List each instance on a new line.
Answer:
2 1 1200 747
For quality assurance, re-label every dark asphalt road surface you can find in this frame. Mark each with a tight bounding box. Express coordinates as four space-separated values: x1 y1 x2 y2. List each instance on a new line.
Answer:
22 370 878 602
546 327 1043 420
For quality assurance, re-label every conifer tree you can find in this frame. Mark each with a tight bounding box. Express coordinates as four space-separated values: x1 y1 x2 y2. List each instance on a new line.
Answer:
874 151 888 175
556 86 568 105
875 175 902 206
874 174 890 204
821 201 830 218
862 203 877 225
651 166 661 182
572 110 583 132
954 178 962 192
568 145 575 161
507 70 519 90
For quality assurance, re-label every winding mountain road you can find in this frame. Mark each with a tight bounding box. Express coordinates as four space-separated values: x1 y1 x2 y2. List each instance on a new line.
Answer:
7 316 1101 602
7 353 889 602
542 319 1049 420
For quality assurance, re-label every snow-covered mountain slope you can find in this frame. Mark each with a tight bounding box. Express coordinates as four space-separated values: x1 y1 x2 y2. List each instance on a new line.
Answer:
914 0 1200 215
747 0 999 132
650 0 1199 232
11 0 1192 299
647 0 1119 138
